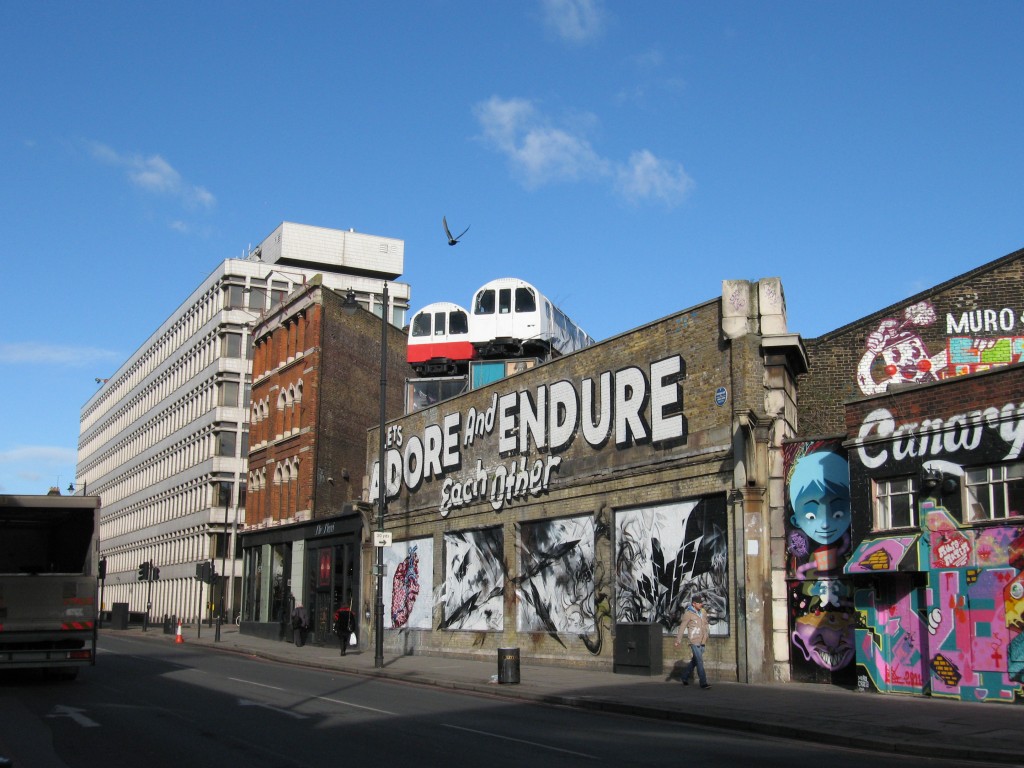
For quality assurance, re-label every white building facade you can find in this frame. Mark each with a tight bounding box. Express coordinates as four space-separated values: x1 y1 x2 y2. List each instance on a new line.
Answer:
75 223 408 624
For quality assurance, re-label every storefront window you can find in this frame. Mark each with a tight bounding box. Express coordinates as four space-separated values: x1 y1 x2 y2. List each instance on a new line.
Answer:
270 544 289 623
242 547 262 622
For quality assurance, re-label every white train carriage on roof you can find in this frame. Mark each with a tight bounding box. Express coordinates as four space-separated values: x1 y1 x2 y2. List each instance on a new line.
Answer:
406 301 476 375
468 277 595 360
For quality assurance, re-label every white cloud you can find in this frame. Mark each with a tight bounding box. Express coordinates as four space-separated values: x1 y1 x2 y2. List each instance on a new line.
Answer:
0 343 120 367
540 0 605 43
0 445 77 466
475 96 610 188
475 96 692 207
88 141 216 210
616 150 694 207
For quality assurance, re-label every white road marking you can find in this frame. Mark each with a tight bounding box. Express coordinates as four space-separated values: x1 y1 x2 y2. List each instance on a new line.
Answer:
315 696 396 715
46 705 100 728
442 723 595 759
237 699 308 719
228 678 285 690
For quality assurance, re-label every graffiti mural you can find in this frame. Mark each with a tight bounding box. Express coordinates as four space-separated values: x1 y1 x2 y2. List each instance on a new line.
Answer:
855 299 1024 395
784 440 856 680
515 515 596 639
853 502 1024 703
614 497 728 636
383 537 434 630
439 527 505 631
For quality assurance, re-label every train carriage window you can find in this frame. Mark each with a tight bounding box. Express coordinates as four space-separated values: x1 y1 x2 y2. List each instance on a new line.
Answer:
499 288 512 314
450 310 469 335
475 290 495 315
412 312 432 337
515 287 536 312
433 311 447 336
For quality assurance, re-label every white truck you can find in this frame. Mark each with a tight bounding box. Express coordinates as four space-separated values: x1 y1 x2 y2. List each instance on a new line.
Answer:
0 493 100 678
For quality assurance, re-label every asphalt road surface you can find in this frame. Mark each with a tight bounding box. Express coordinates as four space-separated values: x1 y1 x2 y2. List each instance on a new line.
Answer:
0 635 1010 768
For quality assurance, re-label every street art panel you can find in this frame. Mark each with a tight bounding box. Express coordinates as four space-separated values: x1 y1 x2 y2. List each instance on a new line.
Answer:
614 497 728 636
855 299 1024 395
440 527 505 631
516 515 596 636
853 501 1024 703
784 440 856 680
384 537 434 630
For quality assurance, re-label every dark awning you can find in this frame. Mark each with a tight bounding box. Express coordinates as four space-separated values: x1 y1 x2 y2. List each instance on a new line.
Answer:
844 534 919 574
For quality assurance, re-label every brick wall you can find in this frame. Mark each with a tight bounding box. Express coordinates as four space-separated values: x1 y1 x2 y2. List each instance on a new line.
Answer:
362 296 781 672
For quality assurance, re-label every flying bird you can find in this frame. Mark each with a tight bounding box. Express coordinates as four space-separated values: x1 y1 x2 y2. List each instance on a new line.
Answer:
443 216 470 246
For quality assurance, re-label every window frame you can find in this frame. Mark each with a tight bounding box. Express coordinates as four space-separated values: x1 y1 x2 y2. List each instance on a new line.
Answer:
873 475 918 530
964 462 1024 521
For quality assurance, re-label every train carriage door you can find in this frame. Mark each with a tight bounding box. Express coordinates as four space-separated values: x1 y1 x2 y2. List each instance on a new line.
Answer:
472 288 496 346
495 287 514 340
515 286 538 342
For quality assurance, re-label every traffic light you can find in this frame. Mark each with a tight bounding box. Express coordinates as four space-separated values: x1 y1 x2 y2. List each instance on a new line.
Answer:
151 566 160 581
137 562 150 581
195 561 215 584
98 558 107 580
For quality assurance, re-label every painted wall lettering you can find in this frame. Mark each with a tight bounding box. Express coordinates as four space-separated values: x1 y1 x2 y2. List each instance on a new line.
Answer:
854 402 1024 469
371 355 687 516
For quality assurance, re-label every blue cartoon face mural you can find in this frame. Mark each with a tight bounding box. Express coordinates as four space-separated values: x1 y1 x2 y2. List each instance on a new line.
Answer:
789 452 852 547
784 441 856 682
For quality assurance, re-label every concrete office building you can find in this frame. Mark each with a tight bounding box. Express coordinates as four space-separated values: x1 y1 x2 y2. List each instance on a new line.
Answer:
75 222 408 624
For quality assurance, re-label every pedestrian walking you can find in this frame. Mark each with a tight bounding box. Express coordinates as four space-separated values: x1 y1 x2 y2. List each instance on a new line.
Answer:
674 595 711 689
333 601 355 656
291 602 308 647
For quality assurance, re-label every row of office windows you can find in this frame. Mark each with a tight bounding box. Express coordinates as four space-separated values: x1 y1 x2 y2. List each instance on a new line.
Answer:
102 529 219 577
82 376 247 504
83 375 239 489
80 271 269 464
80 329 237 464
100 474 242 540
81 284 224 434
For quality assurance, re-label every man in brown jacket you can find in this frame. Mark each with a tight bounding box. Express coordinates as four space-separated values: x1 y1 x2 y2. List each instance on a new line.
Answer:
673 595 711 689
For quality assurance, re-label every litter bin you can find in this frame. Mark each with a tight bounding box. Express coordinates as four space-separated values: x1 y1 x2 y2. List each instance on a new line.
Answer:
497 647 520 684
111 602 129 630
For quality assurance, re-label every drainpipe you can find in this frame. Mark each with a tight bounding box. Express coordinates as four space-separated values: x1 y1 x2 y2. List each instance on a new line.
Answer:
730 420 749 684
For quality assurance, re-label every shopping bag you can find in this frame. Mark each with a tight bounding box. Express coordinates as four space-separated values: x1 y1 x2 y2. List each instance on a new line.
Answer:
349 631 357 646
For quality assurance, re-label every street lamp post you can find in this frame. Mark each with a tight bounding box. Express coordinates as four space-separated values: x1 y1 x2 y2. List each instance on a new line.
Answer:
374 282 388 669
343 283 388 669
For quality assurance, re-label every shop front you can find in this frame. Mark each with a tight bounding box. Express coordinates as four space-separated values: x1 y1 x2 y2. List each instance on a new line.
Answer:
241 507 364 644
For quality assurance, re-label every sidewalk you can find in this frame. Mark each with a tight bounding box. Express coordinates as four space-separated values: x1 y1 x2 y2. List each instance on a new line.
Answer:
116 623 1022 766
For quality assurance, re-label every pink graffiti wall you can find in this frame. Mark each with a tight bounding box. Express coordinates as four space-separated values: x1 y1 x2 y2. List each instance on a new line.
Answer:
854 502 1024 703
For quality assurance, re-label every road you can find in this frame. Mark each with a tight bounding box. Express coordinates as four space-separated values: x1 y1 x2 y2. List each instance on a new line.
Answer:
0 634 1010 768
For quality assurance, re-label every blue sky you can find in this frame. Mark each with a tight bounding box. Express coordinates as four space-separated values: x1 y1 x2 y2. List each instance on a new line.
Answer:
1 1 1022 495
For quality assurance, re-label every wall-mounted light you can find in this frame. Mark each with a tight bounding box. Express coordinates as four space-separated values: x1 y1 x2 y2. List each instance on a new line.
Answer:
919 467 959 498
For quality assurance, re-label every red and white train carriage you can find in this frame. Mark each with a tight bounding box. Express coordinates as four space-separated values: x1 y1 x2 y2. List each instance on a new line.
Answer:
407 278 594 375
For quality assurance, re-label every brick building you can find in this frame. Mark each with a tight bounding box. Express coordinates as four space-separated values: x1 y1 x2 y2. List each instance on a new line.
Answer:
843 365 1024 703
359 279 806 679
242 279 414 643
783 245 1024 701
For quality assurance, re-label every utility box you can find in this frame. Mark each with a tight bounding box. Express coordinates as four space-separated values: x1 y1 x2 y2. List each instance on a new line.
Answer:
613 622 663 676
111 602 130 630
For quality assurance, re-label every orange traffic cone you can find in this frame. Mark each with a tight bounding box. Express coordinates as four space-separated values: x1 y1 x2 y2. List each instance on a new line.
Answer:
175 619 184 644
